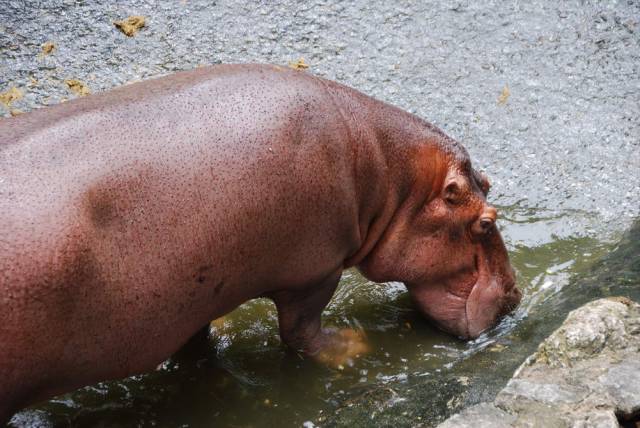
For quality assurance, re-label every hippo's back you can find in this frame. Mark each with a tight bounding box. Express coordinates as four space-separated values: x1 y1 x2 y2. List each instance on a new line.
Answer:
1 64 350 245
2 63 360 209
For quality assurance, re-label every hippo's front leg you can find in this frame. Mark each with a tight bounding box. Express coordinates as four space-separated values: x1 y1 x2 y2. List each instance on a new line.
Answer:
271 271 370 367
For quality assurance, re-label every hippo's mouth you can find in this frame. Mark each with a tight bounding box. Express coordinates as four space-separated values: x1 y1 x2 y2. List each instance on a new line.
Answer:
462 274 520 339
406 273 480 339
417 253 518 339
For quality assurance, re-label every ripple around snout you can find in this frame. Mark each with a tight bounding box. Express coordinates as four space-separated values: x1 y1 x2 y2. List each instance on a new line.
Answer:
11 206 640 428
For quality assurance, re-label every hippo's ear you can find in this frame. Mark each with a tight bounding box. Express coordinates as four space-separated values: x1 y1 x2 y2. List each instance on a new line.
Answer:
473 169 491 195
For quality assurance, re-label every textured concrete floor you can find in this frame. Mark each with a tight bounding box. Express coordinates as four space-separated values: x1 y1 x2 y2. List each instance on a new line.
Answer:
2 2 640 427
1 0 639 237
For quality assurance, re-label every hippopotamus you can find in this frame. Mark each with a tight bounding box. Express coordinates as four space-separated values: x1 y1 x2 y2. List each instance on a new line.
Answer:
0 64 521 419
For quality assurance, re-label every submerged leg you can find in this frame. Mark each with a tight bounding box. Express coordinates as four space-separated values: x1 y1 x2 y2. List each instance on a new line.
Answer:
271 270 369 367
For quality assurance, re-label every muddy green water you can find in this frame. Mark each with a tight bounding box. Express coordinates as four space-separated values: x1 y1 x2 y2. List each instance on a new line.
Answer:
8 207 640 428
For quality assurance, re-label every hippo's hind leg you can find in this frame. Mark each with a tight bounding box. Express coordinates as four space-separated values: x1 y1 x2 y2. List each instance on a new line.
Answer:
270 270 370 367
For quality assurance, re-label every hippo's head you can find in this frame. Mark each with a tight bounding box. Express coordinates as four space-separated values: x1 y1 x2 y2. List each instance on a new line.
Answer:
358 144 521 339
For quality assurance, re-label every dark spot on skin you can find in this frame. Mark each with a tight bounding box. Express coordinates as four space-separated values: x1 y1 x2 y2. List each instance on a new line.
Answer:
214 281 224 295
194 264 213 278
194 265 221 289
85 186 117 227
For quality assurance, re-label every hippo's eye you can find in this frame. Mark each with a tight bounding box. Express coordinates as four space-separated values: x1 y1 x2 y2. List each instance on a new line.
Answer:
444 181 462 205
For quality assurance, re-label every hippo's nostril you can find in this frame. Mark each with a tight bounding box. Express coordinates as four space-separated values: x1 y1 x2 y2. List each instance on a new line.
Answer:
472 217 495 236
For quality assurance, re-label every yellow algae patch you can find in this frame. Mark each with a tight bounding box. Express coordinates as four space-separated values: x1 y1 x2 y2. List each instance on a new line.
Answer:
288 57 309 70
497 85 510 105
65 79 90 96
0 87 23 107
315 328 370 368
114 16 146 37
209 316 227 331
489 343 506 352
41 41 56 56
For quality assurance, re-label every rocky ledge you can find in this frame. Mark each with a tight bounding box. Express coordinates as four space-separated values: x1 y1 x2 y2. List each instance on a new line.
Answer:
439 297 640 428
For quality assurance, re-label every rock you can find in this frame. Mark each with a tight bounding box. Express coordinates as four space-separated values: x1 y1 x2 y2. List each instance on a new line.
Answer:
599 360 640 419
530 298 638 368
438 403 515 428
570 410 620 428
438 298 640 427
496 379 587 406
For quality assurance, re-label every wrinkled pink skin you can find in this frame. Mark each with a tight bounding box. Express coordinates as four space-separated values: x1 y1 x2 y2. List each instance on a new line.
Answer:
0 64 520 419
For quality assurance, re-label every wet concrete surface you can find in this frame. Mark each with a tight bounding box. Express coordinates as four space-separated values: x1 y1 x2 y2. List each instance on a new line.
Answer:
1 0 639 238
